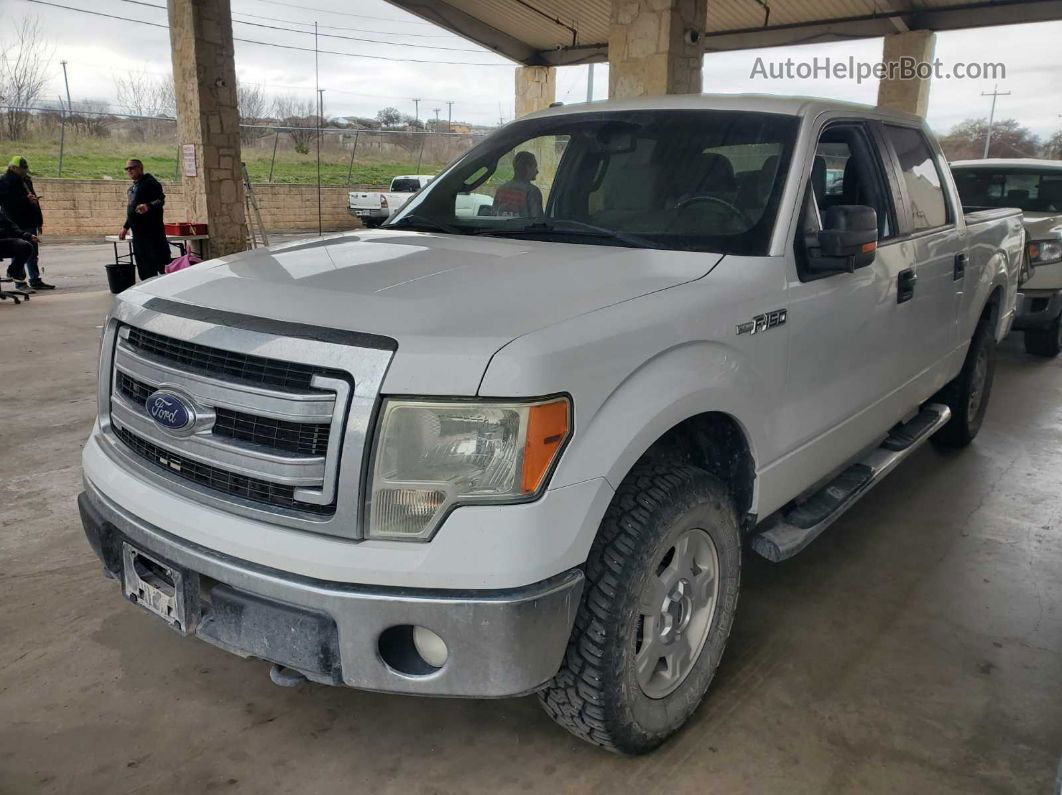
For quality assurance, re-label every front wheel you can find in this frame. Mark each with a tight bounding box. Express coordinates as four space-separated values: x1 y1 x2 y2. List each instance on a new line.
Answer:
1024 315 1062 358
538 463 741 754
932 316 996 448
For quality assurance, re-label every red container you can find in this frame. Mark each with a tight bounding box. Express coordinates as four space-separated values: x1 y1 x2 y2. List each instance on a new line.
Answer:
189 223 208 236
164 222 199 236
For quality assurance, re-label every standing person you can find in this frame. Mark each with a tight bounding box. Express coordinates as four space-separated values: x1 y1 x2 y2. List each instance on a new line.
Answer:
118 159 170 280
0 155 54 290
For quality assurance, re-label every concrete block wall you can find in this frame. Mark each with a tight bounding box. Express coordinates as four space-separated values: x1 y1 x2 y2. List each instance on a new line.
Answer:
34 179 371 238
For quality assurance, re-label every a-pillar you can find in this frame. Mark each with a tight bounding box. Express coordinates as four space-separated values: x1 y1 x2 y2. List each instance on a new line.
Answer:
877 30 936 117
168 0 247 257
514 66 556 119
608 0 707 99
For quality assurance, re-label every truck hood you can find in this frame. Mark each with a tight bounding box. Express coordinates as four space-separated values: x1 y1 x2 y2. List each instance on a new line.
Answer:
1022 213 1062 239
132 230 722 394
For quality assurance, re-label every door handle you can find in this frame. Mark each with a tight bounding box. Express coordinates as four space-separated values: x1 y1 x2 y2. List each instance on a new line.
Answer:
954 252 968 281
897 268 917 304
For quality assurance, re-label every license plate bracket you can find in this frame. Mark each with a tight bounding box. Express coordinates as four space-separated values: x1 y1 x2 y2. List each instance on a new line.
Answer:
122 543 189 634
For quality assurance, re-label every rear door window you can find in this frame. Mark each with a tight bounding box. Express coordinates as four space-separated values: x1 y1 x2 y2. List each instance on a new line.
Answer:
883 125 950 231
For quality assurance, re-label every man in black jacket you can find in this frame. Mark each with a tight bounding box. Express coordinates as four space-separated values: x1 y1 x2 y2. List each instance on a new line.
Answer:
0 204 38 284
0 156 54 290
118 159 170 280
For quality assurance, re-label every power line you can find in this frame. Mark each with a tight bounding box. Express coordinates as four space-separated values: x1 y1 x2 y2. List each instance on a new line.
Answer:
58 60 505 106
237 0 438 26
21 0 514 66
113 0 490 52
228 9 463 38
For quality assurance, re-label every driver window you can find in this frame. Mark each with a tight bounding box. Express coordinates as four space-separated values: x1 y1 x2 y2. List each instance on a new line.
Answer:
810 126 893 240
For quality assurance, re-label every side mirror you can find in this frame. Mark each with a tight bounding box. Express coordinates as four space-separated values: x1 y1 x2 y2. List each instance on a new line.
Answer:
807 205 878 273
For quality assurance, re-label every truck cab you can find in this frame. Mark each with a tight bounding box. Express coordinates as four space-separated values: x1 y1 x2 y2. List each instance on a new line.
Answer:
81 95 1024 754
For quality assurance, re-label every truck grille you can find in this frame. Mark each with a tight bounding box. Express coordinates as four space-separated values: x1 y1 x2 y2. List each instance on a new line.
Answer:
113 426 333 514
109 324 348 519
125 326 343 392
115 370 331 458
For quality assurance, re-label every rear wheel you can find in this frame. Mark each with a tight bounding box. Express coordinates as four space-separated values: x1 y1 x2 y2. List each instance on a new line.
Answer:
932 315 996 448
538 463 741 754
1023 315 1062 358
361 217 385 229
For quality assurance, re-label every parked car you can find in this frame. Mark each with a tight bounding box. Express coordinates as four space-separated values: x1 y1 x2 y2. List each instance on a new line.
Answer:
951 158 1062 356
349 174 434 227
80 95 1024 755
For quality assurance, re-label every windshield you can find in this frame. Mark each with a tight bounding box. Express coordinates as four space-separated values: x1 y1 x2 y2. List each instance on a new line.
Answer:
952 167 1062 214
387 110 798 255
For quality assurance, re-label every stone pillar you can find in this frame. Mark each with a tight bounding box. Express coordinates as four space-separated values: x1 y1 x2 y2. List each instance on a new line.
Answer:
168 0 247 257
514 66 556 119
877 30 936 117
608 0 707 99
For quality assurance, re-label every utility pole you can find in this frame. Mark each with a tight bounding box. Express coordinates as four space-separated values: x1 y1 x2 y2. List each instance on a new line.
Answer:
58 60 72 177
314 22 322 237
412 98 421 123
433 107 440 129
446 100 453 133
317 88 326 125
981 84 1012 159
586 62 595 103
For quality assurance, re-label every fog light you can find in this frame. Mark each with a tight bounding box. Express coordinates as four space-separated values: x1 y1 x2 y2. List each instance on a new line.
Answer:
413 626 448 668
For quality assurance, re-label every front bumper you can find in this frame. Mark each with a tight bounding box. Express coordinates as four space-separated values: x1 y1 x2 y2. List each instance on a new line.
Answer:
1012 290 1062 331
79 482 583 697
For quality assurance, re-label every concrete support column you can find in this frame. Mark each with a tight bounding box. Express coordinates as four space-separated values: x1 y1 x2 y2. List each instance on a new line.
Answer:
168 0 247 257
514 66 556 119
608 0 707 99
877 30 936 117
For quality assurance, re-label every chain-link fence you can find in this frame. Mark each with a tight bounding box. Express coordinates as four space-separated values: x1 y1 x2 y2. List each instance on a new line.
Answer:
0 105 492 185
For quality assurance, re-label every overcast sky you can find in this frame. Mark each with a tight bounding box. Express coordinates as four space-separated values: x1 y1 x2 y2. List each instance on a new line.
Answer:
4 0 1061 141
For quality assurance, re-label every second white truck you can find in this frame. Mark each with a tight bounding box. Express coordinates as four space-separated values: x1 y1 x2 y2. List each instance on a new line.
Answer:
952 158 1062 356
81 95 1024 755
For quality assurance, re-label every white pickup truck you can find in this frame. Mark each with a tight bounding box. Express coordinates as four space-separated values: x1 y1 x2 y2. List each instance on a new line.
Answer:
951 158 1062 357
80 95 1024 754
348 174 433 227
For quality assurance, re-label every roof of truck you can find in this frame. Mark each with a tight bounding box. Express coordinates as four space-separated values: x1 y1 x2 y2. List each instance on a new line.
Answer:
950 158 1062 170
522 93 924 125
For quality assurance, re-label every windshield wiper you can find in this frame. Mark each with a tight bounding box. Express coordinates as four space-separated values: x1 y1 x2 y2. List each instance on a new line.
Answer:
473 220 663 250
385 214 462 235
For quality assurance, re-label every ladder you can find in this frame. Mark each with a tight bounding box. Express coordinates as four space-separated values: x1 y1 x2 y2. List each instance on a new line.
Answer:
241 162 269 249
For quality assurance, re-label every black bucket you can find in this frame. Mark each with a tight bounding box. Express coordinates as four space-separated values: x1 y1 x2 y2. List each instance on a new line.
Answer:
105 263 136 294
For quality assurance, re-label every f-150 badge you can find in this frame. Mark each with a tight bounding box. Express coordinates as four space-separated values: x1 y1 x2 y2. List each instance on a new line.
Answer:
737 308 787 336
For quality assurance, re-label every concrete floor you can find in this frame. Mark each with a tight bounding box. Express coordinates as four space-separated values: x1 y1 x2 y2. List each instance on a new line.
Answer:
2 244 1060 794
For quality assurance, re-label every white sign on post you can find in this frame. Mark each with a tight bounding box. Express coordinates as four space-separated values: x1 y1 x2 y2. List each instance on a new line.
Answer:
181 144 197 177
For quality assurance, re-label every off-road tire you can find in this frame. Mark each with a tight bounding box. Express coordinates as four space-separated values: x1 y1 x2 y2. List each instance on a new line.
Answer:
1023 316 1062 358
538 462 741 754
932 314 996 448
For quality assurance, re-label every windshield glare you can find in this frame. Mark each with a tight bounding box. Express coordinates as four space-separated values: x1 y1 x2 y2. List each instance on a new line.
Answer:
388 110 798 255
952 168 1062 214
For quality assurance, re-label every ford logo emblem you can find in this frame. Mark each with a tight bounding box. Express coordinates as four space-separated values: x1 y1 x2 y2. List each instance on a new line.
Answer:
145 390 195 433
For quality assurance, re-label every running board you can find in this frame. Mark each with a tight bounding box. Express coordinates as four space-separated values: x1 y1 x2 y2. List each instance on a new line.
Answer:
751 403 951 562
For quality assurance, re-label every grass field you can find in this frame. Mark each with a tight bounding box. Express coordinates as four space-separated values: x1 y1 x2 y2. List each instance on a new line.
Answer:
2 138 454 186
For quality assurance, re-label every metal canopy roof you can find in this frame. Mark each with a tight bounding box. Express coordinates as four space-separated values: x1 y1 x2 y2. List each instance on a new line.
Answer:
385 0 1062 65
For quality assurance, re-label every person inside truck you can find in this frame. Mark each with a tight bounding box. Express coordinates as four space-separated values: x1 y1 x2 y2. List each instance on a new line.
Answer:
491 151 544 218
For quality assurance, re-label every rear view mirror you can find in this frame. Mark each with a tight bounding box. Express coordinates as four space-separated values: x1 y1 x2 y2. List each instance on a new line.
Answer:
807 205 878 273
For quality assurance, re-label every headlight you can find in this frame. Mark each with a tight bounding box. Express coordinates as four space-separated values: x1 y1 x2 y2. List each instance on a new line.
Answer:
366 397 571 540
1028 239 1062 267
